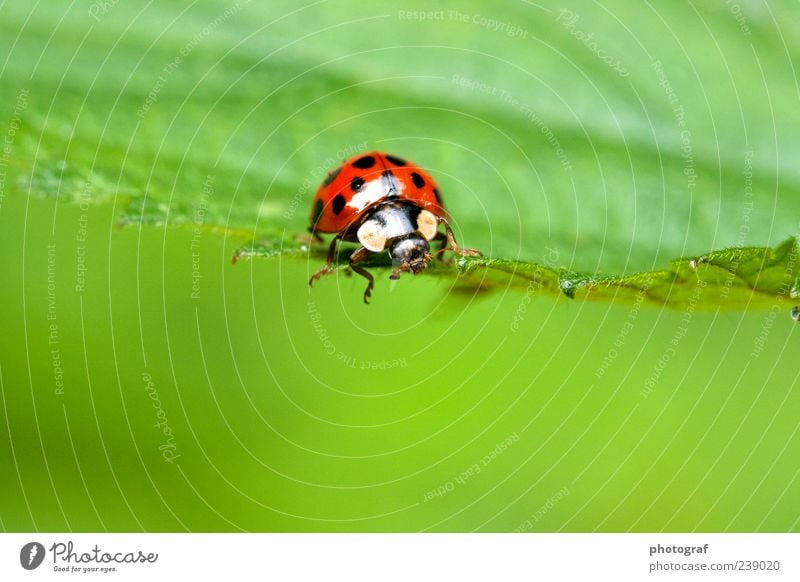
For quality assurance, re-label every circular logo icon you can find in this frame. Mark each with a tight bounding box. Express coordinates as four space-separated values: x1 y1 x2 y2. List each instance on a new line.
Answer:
19 542 45 570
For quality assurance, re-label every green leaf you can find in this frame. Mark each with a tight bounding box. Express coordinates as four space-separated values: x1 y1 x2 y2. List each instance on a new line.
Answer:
4 1 800 275
234 236 800 310
4 1 799 312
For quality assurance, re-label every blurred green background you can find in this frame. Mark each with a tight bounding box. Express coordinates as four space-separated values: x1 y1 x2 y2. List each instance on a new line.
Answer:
1 1 798 532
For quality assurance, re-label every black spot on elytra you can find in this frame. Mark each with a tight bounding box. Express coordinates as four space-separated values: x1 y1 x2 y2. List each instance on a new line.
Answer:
410 172 426 188
332 194 346 215
385 154 407 166
352 155 376 169
312 199 324 222
322 166 342 187
350 176 365 192
433 187 442 202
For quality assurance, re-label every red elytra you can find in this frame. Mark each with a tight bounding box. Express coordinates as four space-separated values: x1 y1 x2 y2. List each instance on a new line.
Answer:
309 151 447 234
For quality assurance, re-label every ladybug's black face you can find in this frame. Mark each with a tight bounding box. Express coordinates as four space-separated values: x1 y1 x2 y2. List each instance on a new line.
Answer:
390 235 432 277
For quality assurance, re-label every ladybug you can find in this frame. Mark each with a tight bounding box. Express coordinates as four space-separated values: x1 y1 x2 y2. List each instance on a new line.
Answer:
308 151 481 303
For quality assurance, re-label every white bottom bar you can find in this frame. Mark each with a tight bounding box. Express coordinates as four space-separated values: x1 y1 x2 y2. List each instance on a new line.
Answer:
1 533 797 581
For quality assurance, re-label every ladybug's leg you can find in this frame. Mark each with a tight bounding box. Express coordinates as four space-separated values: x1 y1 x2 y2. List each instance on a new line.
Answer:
308 234 342 287
306 227 324 243
348 246 375 304
431 231 450 263
437 217 483 258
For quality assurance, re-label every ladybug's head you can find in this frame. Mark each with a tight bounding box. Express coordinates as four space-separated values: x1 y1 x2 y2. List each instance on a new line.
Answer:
355 202 438 280
389 235 432 278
